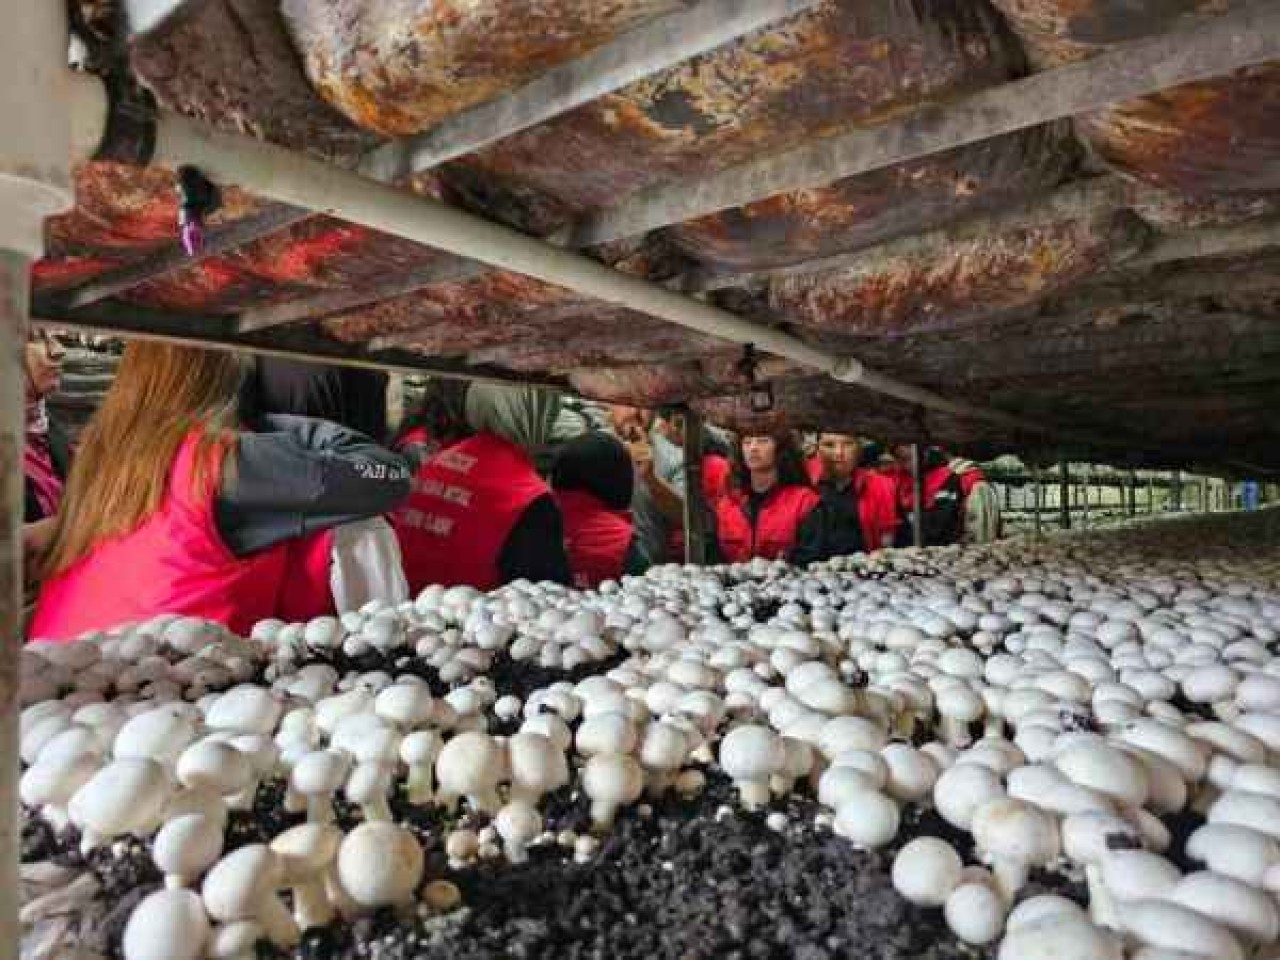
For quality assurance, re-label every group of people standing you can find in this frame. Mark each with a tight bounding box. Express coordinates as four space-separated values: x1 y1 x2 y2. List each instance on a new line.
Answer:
21 339 998 644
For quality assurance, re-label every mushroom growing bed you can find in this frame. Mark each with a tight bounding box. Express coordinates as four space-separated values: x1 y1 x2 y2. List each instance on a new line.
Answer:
19 510 1280 960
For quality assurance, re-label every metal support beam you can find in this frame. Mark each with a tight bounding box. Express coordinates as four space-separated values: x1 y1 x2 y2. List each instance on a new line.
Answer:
1058 460 1071 530
0 251 27 960
1081 463 1090 529
1129 469 1139 517
910 443 925 548
682 409 709 566
1171 470 1182 511
51 204 310 311
570 4 1280 246
1032 465 1043 538
361 0 824 180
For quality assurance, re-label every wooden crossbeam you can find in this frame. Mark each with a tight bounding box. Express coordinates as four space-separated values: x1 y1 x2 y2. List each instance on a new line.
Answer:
52 204 311 310
571 3 1280 246
359 0 824 181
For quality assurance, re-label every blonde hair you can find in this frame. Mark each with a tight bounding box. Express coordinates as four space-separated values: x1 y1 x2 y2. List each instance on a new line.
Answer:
45 342 247 575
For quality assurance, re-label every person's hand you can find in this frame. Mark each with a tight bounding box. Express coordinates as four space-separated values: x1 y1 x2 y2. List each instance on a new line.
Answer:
624 436 655 477
22 518 56 581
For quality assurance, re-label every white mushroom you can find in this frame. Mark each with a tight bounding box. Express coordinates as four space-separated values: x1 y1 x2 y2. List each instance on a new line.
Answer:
335 822 424 915
152 814 224 889
1119 899 1243 960
971 796 1060 903
494 802 543 863
581 753 644 829
68 757 171 854
270 823 342 931
202 845 299 948
891 837 964 907
435 731 504 814
507 731 570 806
718 725 785 811
399 729 443 805
289 750 350 824
122 888 211 960
832 790 900 849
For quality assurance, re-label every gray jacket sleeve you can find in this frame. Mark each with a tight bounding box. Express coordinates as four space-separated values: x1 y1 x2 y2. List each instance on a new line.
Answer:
215 414 412 557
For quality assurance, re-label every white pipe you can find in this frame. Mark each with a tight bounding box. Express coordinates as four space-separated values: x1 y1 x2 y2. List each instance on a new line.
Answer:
65 83 1045 433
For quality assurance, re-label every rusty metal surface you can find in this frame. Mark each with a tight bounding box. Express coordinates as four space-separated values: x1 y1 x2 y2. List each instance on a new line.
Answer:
448 0 1029 238
762 208 1148 337
282 0 685 137
1079 66 1280 195
128 0 376 160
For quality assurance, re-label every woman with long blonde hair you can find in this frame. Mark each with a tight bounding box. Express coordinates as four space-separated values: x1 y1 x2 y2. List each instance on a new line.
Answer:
30 342 410 641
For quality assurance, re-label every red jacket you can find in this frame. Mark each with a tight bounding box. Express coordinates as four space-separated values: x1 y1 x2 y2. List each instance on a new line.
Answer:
851 469 901 551
393 432 548 592
701 454 732 505
30 433 326 642
555 489 633 589
716 484 820 563
805 455 824 486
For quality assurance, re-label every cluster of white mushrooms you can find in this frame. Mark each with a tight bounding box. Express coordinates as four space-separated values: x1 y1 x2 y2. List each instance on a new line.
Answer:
19 512 1280 960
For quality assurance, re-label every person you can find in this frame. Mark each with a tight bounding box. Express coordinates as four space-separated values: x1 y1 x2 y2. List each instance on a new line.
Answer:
552 432 647 588
394 383 572 591
795 433 899 562
29 343 411 642
242 356 410 619
245 356 389 442
604 404 671 567
391 379 470 470
22 331 71 589
715 430 822 563
890 444 1000 546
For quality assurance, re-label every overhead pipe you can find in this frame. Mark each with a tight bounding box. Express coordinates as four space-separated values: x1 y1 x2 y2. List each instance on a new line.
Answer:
62 78 1047 436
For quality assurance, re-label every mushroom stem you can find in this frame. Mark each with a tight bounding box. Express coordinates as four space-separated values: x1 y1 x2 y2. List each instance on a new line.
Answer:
893 712 917 743
405 766 434 805
360 796 393 823
736 779 771 811
1084 864 1120 929
306 796 334 824
257 894 302 948
769 774 795 796
941 717 973 750
589 799 621 830
990 856 1029 904
466 789 501 815
292 878 334 931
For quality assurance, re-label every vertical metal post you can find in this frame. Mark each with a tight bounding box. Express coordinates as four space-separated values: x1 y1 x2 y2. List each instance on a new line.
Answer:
1128 469 1138 517
1171 470 1182 512
1032 465 1042 537
1058 460 1071 530
681 409 708 565
1146 473 1155 514
1081 464 1090 529
910 443 925 548
0 251 27 960
1201 477 1210 512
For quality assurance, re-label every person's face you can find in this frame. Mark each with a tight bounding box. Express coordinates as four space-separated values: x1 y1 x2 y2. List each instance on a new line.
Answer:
819 433 860 481
742 435 777 473
25 331 65 399
656 413 684 448
891 444 913 472
608 404 651 441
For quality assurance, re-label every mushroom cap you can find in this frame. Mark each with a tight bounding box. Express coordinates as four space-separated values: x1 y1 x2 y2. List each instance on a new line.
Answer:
69 757 170 838
113 707 197 766
202 845 284 922
1098 850 1180 902
1053 741 1149 808
1168 871 1279 944
817 716 887 759
638 723 687 773
718 725 785 782
206 920 264 960
945 882 1004 946
399 729 444 765
122 888 210 960
176 741 253 795
507 732 570 791
374 683 435 726
581 753 644 805
435 731 503 794
1209 789 1280 841
153 814 225 882
892 837 964 907
336 822 424 909
576 712 637 757
289 750 351 795
971 797 1060 866
495 802 543 847
997 913 1122 960
20 749 99 808
933 762 1004 831
1119 899 1244 960
1060 811 1141 865
270 823 342 881
205 685 283 735
832 790 900 848
1185 823 1280 885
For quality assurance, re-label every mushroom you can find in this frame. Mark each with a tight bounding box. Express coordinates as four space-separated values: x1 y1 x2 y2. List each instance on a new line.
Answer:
113 706 197 768
19 748 99 830
399 729 443 805
997 912 1123 960
933 762 1004 831
945 881 1005 946
891 837 964 907
494 802 543 863
175 740 253 800
335 822 424 915
122 888 211 960
581 753 644 829
936 686 984 749
1184 822 1280 886
152 814 224 889
205 684 283 735
68 757 171 854
1060 811 1142 929
205 921 264 960
289 750 350 824
435 731 504 814
345 761 394 822
202 845 299 948
637 722 689 796
718 724 786 811
1119 899 1243 960
971 796 1060 903
832 790 900 849
1167 870 1279 947
270 823 342 930
507 731 570 806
